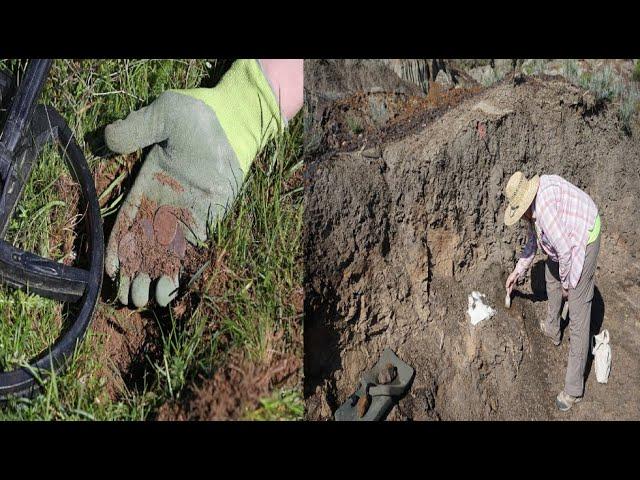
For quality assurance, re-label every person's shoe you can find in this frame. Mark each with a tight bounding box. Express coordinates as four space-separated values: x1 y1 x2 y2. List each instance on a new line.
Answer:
556 391 582 412
539 321 561 346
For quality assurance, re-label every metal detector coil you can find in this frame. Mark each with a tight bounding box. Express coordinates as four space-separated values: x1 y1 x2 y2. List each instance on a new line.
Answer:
0 59 104 397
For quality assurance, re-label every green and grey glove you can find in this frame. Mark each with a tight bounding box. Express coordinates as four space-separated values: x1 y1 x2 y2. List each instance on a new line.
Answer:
104 59 283 308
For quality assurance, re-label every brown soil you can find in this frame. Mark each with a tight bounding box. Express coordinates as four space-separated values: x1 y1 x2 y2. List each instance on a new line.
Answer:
91 303 162 400
309 82 481 156
305 59 482 159
157 251 304 420
304 64 640 420
153 171 185 193
91 242 208 401
157 349 301 420
115 196 195 279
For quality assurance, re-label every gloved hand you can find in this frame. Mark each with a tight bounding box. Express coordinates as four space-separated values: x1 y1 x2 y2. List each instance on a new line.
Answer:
104 59 283 308
505 269 519 295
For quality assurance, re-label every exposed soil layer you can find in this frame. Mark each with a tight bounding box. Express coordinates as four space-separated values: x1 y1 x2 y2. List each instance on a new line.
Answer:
304 72 640 420
314 84 482 154
306 62 481 158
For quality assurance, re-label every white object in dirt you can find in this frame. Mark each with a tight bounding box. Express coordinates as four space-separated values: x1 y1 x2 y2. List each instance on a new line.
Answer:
592 329 611 384
505 292 511 309
467 291 496 326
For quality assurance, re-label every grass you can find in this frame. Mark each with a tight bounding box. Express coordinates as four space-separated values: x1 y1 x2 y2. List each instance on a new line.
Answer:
0 59 303 420
563 60 619 101
619 85 640 134
0 143 77 372
345 114 364 134
245 388 304 421
522 59 547 76
480 67 505 87
583 65 619 102
562 59 639 134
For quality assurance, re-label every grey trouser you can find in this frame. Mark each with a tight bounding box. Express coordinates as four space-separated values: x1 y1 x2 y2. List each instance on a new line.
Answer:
543 234 600 397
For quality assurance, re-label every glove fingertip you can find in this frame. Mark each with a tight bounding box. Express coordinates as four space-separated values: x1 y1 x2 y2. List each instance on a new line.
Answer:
131 273 151 309
156 275 179 307
105 259 119 280
105 246 120 279
117 273 131 306
104 122 134 155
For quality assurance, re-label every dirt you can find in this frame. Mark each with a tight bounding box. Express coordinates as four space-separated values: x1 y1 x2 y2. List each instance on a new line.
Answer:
115 196 194 279
304 65 640 420
156 283 304 420
155 242 304 420
91 239 209 402
156 349 301 420
153 171 185 193
91 304 162 400
306 61 481 158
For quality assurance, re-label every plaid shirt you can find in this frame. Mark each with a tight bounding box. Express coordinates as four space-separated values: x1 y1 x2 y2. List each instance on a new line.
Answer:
514 175 598 290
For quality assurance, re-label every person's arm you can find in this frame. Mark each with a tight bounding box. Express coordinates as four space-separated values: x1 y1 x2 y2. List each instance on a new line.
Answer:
259 59 303 121
514 223 537 278
506 222 537 293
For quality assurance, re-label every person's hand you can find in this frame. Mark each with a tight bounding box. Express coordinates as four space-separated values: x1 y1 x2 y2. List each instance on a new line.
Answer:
505 269 519 294
104 60 284 308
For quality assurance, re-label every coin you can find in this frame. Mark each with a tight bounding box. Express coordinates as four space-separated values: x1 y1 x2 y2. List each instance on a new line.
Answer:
153 206 178 246
170 228 187 259
140 218 155 241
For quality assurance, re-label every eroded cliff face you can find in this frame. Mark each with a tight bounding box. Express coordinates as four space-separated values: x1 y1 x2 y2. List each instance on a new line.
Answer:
304 73 640 420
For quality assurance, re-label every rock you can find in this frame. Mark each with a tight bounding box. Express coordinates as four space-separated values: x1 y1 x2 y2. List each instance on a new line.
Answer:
382 59 432 94
361 145 383 159
377 363 397 384
468 65 496 85
435 69 453 89
357 391 371 418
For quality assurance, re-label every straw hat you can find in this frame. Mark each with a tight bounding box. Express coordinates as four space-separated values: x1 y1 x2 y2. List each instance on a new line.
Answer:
503 171 539 226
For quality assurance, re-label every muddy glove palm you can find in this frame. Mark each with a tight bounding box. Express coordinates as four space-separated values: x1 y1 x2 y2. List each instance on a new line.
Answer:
104 59 283 307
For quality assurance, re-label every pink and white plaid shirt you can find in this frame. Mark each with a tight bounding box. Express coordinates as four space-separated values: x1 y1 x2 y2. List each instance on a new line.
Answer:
514 175 598 290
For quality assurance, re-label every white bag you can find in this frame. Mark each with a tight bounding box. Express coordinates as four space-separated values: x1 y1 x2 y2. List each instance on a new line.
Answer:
467 291 496 326
592 329 611 384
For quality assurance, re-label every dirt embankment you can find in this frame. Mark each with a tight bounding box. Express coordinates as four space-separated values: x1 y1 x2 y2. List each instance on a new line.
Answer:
304 70 640 420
